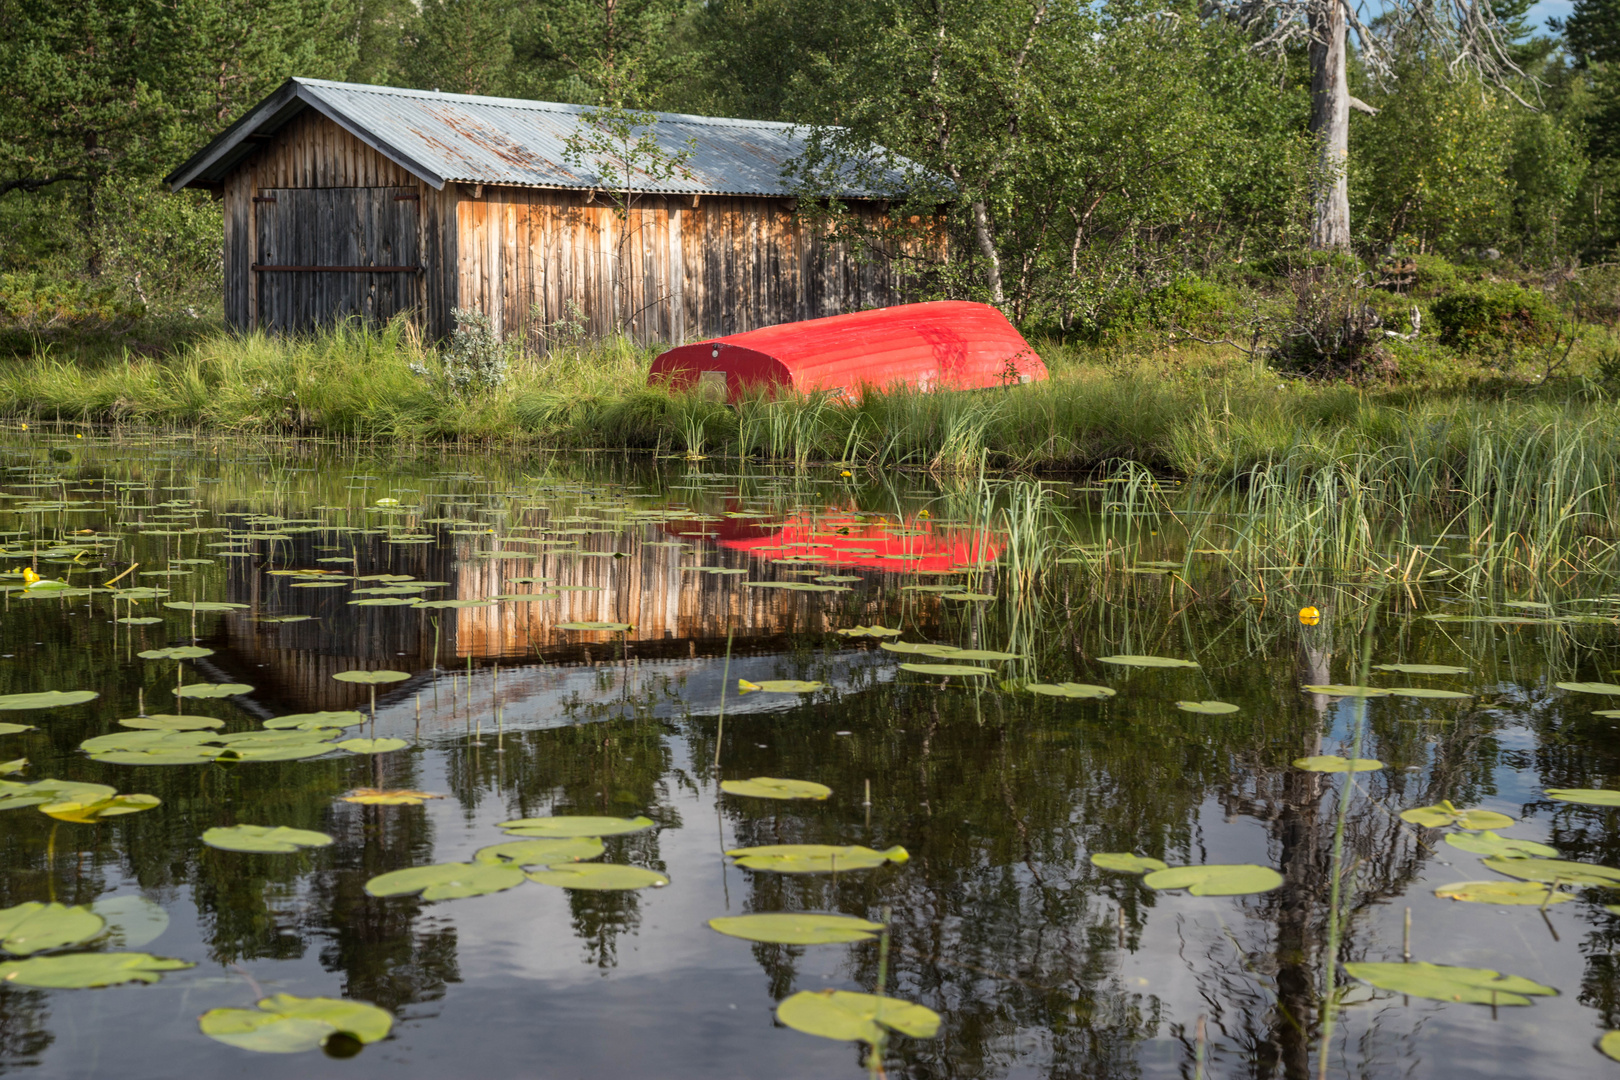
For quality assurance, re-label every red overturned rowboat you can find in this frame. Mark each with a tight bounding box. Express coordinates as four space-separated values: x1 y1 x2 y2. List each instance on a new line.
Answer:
647 301 1047 402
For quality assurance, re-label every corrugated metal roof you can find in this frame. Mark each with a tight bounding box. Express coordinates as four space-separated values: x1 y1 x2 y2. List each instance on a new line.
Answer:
167 78 916 198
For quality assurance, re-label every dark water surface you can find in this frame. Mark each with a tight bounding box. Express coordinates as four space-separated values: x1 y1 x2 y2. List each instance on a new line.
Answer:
2 434 1619 1079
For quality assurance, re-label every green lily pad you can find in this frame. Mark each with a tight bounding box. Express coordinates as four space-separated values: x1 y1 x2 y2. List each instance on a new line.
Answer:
336 738 408 754
524 864 669 890
1434 880 1571 905
497 815 654 838
1341 962 1556 1006
1097 655 1200 669
1142 864 1284 896
0 722 34 735
1483 856 1620 886
1177 700 1239 714
40 793 160 823
1372 663 1469 675
472 838 604 866
1090 853 1168 874
117 714 223 731
939 592 997 602
136 646 214 661
174 683 253 699
201 825 335 854
1399 803 1514 830
82 730 216 753
351 597 419 607
1293 755 1384 773
90 896 169 948
364 861 527 901
262 711 366 731
737 680 824 693
0 951 193 988
116 617 164 625
936 649 1021 661
1444 831 1559 858
0 690 98 710
1301 685 1389 697
555 621 632 631
1025 682 1116 699
1557 682 1620 695
163 601 247 613
199 994 393 1054
837 625 903 638
331 670 409 686
89 747 224 766
776 990 941 1045
899 663 995 677
720 777 832 800
878 642 958 657
708 912 884 945
0 902 105 954
1388 687 1473 700
1545 788 1620 807
726 844 910 874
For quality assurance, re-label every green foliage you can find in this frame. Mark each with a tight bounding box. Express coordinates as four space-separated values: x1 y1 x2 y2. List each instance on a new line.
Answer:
1432 282 1558 350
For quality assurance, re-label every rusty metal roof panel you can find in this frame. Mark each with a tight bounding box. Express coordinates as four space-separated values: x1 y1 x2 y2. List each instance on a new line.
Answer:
167 78 917 198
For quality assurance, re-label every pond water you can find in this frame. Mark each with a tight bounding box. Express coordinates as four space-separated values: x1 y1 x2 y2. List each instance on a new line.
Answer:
2 434 1620 1079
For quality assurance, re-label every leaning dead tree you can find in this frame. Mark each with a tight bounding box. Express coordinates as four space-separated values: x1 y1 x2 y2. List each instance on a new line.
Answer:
1217 0 1534 249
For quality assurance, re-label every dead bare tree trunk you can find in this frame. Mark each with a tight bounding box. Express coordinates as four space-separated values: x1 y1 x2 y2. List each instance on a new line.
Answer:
1308 0 1351 250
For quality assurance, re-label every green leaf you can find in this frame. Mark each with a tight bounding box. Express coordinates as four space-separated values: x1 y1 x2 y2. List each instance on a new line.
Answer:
1444 831 1559 858
1602 1031 1620 1063
364 861 526 901
496 815 654 838
89 747 224 766
899 663 995 677
1388 687 1472 700
0 902 105 954
1097 655 1200 669
1177 700 1239 714
555 621 632 631
136 646 214 661
0 952 193 988
1342 962 1556 1005
1483 856 1620 885
40 793 160 823
199 994 393 1054
524 864 670 890
331 670 409 685
1556 682 1620 695
174 683 253 699
1025 682 1116 699
1545 788 1620 807
1434 880 1571 905
0 722 35 735
1399 803 1514 830
1301 685 1389 697
836 625 903 638
117 714 223 731
776 990 941 1045
1142 864 1284 895
878 641 958 656
708 912 884 944
1090 853 1168 874
201 825 334 854
0 690 98 710
261 711 366 731
726 844 910 874
163 601 247 613
472 838 604 866
737 680 824 693
721 777 832 800
939 592 997 602
1293 755 1384 773
336 738 408 754
1372 663 1469 674
937 649 1021 661
90 896 168 948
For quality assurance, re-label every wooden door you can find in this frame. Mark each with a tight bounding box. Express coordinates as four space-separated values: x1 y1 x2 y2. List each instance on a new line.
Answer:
254 188 420 333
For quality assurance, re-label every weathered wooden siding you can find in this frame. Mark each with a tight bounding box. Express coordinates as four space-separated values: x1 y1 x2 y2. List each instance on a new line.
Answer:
455 188 926 349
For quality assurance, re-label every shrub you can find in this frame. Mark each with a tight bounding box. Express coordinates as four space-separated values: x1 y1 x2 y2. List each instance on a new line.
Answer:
1266 267 1396 382
1431 282 1557 351
436 308 512 394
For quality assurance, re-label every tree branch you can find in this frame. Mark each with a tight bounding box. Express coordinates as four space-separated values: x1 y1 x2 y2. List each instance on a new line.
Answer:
0 174 84 198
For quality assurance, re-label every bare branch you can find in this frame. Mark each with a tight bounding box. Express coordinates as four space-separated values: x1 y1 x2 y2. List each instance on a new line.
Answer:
0 174 84 198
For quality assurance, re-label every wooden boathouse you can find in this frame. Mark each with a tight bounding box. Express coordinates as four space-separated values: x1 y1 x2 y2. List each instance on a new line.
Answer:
166 79 933 344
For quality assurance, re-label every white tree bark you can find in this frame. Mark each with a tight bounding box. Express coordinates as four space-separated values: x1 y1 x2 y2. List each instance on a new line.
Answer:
1308 0 1352 250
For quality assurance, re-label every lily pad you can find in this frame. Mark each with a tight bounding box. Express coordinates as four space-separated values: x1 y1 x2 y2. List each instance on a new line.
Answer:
1025 682 1116 699
1097 655 1200 669
726 844 910 874
0 722 34 735
736 680 824 694
1341 962 1556 1006
1556 682 1620 695
163 601 247 613
340 788 442 805
1293 755 1384 773
199 994 393 1054
336 738 408 754
1399 803 1514 830
837 625 903 638
39 793 160 823
0 951 193 988
776 990 940 1045
879 641 958 657
1177 700 1239 715
1142 864 1284 895
524 864 669 890
174 683 253 699
364 861 526 901
1090 853 1169 874
497 815 654 838
1388 687 1473 700
0 690 98 710
472 838 604 865
331 670 409 686
0 903 105 954
1483 856 1620 886
1434 881 1571 905
899 663 995 677
556 621 632 631
720 777 832 800
263 711 366 731
117 714 223 731
708 912 884 945
201 825 335 854
1301 685 1389 697
1545 788 1620 807
90 896 169 948
1444 831 1559 858
1372 663 1469 675
136 646 214 661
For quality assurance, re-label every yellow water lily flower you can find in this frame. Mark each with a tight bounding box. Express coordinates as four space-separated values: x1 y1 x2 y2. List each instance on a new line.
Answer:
1298 606 1322 626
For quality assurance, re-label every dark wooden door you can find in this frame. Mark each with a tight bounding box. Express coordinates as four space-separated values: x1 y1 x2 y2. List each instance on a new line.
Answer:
254 188 420 333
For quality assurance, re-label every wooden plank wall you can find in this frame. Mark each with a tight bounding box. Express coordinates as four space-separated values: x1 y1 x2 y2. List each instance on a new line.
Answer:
456 188 926 351
220 110 458 336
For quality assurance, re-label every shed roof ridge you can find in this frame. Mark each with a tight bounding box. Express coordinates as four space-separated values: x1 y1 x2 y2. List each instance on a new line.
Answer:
293 78 812 134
